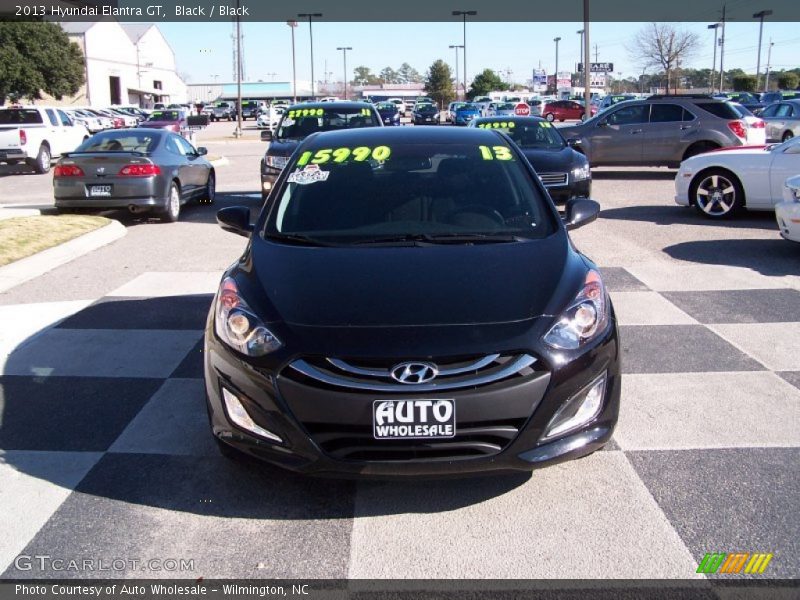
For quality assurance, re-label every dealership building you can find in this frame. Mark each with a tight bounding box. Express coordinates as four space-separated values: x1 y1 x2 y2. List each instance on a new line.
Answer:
56 22 187 107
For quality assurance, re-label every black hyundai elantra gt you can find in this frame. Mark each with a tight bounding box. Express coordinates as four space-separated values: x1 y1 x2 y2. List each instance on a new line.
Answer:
205 127 620 477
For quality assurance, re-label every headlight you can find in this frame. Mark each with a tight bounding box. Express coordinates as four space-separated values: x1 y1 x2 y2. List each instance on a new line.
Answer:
571 163 591 181
265 155 288 169
544 270 609 350
214 277 282 356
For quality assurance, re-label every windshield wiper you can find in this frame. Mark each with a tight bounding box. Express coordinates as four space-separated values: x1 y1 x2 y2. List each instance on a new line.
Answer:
266 233 338 247
352 233 526 246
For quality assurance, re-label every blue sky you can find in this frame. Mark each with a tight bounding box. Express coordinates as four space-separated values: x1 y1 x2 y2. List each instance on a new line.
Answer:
159 20 800 85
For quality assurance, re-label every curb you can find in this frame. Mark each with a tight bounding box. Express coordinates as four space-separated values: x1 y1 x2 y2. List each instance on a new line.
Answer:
209 156 229 167
0 207 43 221
0 220 127 293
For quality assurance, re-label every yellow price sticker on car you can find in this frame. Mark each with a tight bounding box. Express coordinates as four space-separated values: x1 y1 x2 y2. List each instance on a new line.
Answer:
360 108 372 116
296 145 392 167
287 108 324 118
478 145 514 161
478 121 515 129
540 121 553 128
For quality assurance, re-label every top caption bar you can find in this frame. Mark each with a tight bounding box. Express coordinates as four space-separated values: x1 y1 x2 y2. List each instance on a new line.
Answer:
2 0 800 22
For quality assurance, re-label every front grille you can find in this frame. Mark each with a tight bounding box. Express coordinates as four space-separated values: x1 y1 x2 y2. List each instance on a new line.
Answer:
304 418 527 461
539 172 568 186
287 353 536 392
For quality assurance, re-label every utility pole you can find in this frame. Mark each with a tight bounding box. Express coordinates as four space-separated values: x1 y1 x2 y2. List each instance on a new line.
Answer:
449 44 463 99
234 0 242 137
298 13 322 99
287 21 298 103
753 10 773 91
576 29 584 73
594 44 599 63
708 23 720 92
719 4 727 92
553 37 561 94
583 0 591 120
337 47 351 100
452 11 477 98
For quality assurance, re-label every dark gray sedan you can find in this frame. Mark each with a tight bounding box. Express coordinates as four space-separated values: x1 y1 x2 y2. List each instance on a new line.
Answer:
53 129 215 222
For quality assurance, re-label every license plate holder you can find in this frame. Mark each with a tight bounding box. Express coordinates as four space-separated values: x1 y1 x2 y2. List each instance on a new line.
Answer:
88 185 112 197
372 399 456 440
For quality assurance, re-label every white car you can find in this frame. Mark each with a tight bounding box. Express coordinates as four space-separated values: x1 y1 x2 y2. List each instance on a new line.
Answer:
256 106 284 130
776 174 800 242
386 98 406 114
674 136 800 218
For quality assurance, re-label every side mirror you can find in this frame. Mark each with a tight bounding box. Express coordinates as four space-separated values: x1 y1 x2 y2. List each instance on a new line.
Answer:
596 120 608 128
217 206 253 237
563 198 600 231
196 146 208 156
567 138 582 148
260 130 273 141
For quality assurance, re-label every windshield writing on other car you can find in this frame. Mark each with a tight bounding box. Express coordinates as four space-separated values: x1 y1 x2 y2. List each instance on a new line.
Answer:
276 108 379 140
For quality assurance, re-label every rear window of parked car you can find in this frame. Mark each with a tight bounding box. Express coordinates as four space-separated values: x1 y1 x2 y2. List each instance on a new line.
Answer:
0 109 43 125
76 132 160 153
696 102 741 120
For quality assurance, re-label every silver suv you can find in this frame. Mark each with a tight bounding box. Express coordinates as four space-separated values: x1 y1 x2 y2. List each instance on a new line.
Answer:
560 95 765 167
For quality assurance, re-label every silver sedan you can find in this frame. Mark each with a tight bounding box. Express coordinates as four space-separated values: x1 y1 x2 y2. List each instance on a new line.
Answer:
53 129 215 222
760 100 800 143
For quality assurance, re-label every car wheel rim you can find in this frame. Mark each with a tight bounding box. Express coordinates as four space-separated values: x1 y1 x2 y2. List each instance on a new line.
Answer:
170 186 180 216
696 174 736 216
41 150 49 170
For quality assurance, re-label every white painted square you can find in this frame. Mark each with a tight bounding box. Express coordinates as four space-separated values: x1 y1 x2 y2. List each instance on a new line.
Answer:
616 372 800 450
109 379 218 456
0 451 101 573
610 292 697 326
0 329 201 378
709 323 800 371
107 272 223 298
625 264 785 292
0 300 93 358
348 452 699 578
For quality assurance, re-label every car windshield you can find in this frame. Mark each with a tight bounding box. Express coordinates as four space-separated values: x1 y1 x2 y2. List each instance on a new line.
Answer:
498 103 516 110
476 120 565 150
276 107 380 140
74 131 161 153
459 104 477 111
376 103 397 111
148 111 180 121
265 140 554 245
416 104 434 110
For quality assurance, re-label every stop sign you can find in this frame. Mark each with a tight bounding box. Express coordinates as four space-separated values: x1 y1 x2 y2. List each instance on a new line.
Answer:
514 102 530 116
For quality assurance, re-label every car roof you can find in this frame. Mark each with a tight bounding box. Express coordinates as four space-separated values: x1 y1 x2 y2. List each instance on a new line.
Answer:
285 101 374 110
472 116 546 124
303 126 507 147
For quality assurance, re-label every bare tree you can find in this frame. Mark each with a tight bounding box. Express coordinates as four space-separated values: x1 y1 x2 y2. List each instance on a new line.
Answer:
628 23 700 94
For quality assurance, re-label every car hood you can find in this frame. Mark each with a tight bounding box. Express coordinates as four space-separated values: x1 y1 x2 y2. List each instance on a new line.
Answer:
247 231 580 328
521 146 582 172
266 139 301 158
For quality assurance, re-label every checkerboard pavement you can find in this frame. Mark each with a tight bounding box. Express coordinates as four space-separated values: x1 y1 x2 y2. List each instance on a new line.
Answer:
0 265 798 580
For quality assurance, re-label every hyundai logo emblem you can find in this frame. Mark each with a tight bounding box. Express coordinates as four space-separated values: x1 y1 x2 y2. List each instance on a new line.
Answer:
390 361 439 384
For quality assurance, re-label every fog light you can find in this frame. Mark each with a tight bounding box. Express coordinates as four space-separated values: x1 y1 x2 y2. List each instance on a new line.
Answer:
221 387 282 442
262 181 271 190
542 372 607 441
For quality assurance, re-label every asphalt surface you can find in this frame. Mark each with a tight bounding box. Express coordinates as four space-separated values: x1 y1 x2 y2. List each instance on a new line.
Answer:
0 120 798 580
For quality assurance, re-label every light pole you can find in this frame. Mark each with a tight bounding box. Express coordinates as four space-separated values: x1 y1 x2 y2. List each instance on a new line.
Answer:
753 10 773 91
708 23 720 92
234 0 242 136
449 44 463 99
287 21 298 103
298 12 322 99
553 37 561 95
337 46 352 100
452 11 476 97
719 4 727 92
764 39 774 91
576 29 584 73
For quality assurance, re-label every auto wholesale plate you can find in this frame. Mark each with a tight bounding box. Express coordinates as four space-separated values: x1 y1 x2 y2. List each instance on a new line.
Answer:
372 399 456 440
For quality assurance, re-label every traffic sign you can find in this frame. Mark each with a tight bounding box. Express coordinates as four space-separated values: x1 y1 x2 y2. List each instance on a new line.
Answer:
578 62 614 73
514 102 530 116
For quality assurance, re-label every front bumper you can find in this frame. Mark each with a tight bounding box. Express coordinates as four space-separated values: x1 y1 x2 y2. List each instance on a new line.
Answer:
775 201 800 243
546 179 592 204
204 309 621 478
260 160 284 195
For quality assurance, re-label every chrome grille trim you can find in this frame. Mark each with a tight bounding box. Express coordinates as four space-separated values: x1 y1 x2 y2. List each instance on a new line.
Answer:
326 353 501 378
539 172 568 186
289 354 536 392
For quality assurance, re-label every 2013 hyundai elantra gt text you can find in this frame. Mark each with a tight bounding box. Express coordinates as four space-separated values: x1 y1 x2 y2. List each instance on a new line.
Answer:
205 127 620 477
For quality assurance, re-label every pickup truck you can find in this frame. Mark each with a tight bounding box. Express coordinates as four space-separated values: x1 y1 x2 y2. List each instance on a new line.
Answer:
205 102 235 121
0 106 90 173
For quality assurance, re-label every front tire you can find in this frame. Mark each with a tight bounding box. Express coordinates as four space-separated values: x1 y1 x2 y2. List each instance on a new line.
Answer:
783 131 794 142
28 145 51 174
580 113 588 122
161 181 181 222
691 169 744 219
202 172 216 204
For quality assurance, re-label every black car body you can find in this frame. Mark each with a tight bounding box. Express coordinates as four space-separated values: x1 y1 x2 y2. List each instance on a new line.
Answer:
375 102 401 126
240 100 261 120
206 127 620 477
413 103 439 125
259 101 382 199
470 116 591 203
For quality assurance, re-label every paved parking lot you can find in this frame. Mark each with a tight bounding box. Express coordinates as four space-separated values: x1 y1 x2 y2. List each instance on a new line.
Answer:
0 122 798 580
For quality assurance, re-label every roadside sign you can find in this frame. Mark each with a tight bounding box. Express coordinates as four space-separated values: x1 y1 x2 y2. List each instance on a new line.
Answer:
578 62 614 73
514 102 530 116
